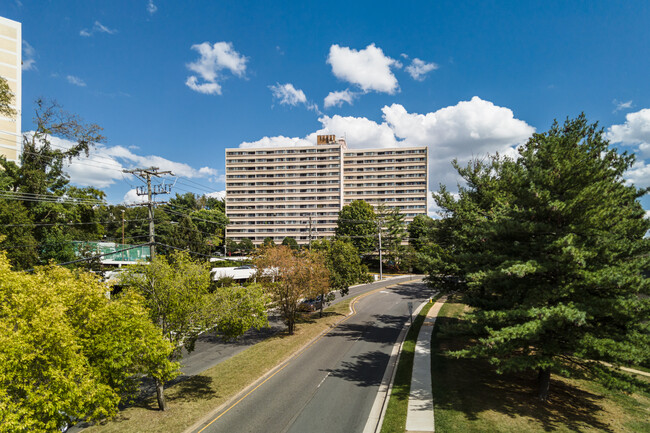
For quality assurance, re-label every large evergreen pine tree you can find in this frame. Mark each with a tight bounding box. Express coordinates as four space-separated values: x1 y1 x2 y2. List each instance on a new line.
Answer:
432 115 650 400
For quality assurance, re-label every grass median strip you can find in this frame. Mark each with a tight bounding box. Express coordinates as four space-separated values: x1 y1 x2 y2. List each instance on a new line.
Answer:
379 296 438 433
84 299 354 433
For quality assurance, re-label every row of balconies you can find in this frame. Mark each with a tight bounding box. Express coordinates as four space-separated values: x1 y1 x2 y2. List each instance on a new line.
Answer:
226 146 340 156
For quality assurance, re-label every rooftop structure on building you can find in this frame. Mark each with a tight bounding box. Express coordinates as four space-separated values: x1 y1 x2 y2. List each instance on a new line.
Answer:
0 16 21 163
225 135 428 245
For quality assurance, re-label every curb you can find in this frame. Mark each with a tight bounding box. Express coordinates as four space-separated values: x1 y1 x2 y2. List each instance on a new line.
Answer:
363 292 431 433
184 278 422 433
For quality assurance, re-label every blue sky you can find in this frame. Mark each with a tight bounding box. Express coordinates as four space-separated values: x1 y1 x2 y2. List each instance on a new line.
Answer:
2 0 650 212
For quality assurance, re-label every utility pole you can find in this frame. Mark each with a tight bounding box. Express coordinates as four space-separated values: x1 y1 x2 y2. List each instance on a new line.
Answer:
123 167 173 260
309 216 313 251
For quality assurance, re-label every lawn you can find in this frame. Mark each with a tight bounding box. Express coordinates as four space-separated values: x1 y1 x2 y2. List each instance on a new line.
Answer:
380 297 437 433
83 299 355 433
431 298 650 433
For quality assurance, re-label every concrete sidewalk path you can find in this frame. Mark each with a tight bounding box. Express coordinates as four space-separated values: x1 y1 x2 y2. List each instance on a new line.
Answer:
405 296 447 433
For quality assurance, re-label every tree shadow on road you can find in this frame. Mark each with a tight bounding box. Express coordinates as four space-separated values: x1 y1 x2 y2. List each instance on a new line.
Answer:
326 350 390 387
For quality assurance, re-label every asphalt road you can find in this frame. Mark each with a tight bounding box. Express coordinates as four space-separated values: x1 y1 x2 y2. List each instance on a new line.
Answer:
190 279 432 433
180 275 422 376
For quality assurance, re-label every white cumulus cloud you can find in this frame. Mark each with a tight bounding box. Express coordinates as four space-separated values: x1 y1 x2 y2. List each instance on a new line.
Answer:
239 135 314 149
327 43 400 94
607 108 650 187
206 190 226 200
185 42 248 95
607 108 650 155
269 83 319 112
237 97 534 192
147 0 157 14
123 189 148 204
324 89 357 109
25 134 223 194
405 58 438 81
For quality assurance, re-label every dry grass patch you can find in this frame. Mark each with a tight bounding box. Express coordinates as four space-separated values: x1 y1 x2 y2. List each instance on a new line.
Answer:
84 301 352 433
432 298 650 433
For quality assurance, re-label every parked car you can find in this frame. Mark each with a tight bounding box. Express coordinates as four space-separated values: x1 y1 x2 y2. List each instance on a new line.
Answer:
298 295 323 312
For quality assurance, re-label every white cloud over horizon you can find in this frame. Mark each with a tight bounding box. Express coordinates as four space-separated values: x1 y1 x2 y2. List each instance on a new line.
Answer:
185 41 248 95
327 44 401 94
25 134 223 200
238 96 535 191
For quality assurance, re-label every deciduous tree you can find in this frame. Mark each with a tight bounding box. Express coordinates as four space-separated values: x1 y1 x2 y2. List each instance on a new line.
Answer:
0 250 176 432
120 250 267 410
255 246 329 333
335 200 377 253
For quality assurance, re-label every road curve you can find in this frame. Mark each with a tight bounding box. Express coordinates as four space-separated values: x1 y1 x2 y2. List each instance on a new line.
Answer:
189 280 432 433
180 275 422 376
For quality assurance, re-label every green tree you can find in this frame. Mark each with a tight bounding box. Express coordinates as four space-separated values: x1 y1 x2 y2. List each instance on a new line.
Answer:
0 250 176 432
336 200 377 253
430 114 650 401
120 251 211 410
255 246 328 334
281 236 299 250
407 214 436 252
120 250 267 410
262 237 275 248
384 207 407 270
0 100 106 269
314 239 370 297
238 238 255 254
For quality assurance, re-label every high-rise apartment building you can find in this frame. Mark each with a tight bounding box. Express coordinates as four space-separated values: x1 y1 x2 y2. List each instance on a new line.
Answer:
0 16 21 163
225 135 428 245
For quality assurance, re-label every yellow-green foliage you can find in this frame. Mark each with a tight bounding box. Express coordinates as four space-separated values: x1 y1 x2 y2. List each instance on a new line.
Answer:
0 252 177 433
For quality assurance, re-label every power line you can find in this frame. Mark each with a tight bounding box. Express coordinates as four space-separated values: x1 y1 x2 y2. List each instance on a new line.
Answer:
0 218 151 228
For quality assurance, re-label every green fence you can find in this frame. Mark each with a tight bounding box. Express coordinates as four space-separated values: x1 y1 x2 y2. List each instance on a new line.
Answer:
72 241 151 262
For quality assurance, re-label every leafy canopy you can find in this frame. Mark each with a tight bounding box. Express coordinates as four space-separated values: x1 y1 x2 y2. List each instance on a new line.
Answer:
336 200 377 253
428 114 650 400
0 250 176 432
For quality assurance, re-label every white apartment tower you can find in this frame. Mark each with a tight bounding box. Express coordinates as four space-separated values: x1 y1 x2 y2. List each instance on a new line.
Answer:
0 16 21 163
225 135 428 245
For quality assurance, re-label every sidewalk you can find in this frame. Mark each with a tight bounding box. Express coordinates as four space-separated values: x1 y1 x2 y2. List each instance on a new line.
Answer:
405 296 447 433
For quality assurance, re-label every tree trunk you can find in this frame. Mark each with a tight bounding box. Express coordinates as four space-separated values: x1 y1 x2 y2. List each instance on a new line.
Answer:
287 316 295 335
156 378 167 411
537 368 550 402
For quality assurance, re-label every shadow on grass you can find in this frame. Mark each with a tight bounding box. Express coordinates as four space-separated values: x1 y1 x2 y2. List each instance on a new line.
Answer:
172 375 218 403
432 315 614 433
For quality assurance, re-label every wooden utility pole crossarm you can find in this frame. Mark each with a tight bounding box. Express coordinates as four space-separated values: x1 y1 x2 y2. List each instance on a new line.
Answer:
123 167 174 260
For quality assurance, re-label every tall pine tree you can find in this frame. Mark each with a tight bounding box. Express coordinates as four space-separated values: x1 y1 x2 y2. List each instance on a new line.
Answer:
431 114 650 401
